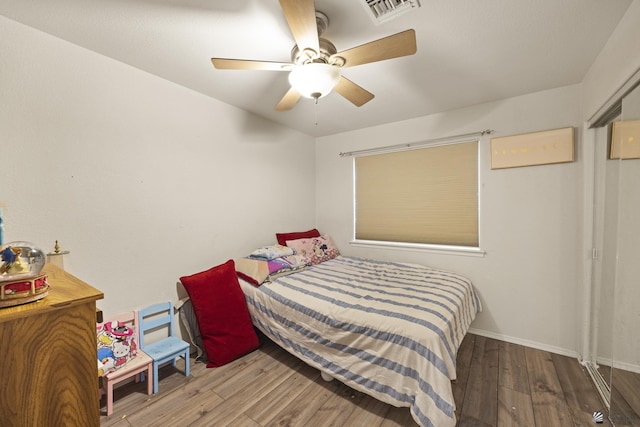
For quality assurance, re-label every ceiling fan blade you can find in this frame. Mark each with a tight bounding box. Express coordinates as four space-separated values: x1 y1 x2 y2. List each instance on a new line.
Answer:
275 87 302 111
279 0 320 55
334 76 374 107
211 58 293 71
334 29 417 68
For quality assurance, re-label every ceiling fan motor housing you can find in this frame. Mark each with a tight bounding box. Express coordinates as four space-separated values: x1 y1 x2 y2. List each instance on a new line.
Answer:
289 11 345 67
290 38 340 65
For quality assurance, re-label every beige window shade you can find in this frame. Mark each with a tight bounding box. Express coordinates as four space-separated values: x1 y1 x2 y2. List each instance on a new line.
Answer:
355 141 479 247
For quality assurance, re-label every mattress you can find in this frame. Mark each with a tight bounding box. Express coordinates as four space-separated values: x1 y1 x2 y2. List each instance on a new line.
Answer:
239 255 481 427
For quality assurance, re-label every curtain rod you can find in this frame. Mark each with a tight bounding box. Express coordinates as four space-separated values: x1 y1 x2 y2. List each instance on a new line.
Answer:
339 129 494 157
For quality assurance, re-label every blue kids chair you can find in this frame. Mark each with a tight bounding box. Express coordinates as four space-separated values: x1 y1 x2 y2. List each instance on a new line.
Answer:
138 302 190 393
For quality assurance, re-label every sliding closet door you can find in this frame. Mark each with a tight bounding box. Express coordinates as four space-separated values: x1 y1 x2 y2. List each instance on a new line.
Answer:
609 83 640 426
592 123 618 400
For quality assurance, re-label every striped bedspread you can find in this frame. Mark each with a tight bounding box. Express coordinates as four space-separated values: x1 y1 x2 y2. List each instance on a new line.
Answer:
239 256 481 427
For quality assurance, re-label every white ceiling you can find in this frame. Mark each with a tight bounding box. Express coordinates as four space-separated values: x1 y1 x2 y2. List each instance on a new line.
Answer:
0 0 632 137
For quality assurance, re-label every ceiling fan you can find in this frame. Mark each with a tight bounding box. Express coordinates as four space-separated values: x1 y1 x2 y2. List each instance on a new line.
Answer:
210 0 417 111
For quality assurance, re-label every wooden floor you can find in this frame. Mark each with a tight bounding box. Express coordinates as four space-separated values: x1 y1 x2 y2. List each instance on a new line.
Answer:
100 334 609 426
599 365 640 426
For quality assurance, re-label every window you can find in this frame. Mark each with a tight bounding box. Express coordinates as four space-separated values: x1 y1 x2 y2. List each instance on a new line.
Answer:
354 140 479 248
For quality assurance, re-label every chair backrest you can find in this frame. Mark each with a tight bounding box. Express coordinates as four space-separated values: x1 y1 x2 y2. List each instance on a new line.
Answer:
99 311 140 339
97 311 140 375
137 302 176 349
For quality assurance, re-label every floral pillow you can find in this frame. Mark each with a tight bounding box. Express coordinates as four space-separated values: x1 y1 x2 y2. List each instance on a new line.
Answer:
286 235 340 266
236 254 305 286
249 244 294 260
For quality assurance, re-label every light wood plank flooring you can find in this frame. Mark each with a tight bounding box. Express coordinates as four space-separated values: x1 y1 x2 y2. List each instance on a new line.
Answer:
100 334 609 426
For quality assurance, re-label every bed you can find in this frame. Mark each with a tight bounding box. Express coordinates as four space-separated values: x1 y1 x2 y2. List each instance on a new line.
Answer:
238 255 481 427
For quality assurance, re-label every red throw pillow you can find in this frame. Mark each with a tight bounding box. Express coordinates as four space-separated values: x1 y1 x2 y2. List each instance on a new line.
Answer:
276 228 321 246
179 260 259 367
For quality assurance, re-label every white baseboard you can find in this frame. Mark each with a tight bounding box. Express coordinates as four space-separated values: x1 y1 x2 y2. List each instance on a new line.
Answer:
468 328 579 359
595 356 640 375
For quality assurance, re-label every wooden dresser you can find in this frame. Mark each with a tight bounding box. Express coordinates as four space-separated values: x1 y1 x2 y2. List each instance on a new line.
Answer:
0 264 103 427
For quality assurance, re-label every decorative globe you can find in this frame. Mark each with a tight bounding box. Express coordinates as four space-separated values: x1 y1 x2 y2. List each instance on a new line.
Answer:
0 241 46 282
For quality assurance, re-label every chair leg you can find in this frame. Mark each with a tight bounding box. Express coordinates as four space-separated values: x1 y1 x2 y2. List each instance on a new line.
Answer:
106 378 114 416
153 363 159 394
184 350 190 377
146 365 153 395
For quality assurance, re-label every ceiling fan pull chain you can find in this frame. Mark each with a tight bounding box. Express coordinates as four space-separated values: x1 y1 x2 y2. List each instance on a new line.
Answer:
315 98 319 126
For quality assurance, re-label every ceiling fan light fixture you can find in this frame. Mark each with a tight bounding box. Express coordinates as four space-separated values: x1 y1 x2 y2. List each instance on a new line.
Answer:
288 63 340 100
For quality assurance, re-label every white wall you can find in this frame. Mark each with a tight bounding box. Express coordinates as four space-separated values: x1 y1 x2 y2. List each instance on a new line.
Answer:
315 85 584 356
0 16 316 318
582 0 640 121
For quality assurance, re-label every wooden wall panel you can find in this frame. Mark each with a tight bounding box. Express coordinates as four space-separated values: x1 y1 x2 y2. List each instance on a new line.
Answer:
491 127 574 169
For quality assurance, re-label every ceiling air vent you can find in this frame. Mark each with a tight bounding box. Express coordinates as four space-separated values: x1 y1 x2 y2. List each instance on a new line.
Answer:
362 0 421 24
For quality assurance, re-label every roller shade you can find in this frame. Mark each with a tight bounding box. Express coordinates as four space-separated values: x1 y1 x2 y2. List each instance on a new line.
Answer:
355 141 478 246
